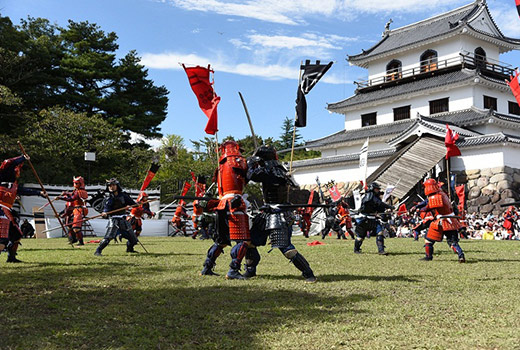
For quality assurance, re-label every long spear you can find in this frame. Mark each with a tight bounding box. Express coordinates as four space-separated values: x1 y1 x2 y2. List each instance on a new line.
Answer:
42 198 160 233
17 141 68 237
238 91 259 149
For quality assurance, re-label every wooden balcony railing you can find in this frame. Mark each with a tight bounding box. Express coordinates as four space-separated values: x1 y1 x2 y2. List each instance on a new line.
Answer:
354 52 515 89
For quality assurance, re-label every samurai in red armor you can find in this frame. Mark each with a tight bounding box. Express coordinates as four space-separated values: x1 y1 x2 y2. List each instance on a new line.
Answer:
128 192 155 237
200 140 256 279
338 199 355 239
171 204 189 235
420 179 465 262
247 146 316 283
57 176 88 246
296 207 311 238
0 155 44 262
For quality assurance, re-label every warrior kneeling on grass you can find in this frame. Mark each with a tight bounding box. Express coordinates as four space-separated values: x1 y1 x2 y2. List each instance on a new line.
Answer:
419 179 465 263
94 178 139 256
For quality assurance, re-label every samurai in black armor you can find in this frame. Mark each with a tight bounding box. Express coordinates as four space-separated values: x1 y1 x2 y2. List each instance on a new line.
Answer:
94 178 138 256
247 146 316 283
354 182 393 255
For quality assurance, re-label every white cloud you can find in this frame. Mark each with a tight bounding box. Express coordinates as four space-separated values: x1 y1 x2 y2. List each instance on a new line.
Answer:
140 51 347 84
165 0 469 25
128 131 164 149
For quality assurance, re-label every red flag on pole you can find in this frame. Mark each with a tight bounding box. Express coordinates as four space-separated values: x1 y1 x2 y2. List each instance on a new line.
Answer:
179 182 192 206
445 124 461 159
140 161 161 192
182 64 220 135
507 70 520 107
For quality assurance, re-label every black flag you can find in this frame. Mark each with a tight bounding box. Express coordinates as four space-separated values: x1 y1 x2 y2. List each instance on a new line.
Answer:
295 60 333 127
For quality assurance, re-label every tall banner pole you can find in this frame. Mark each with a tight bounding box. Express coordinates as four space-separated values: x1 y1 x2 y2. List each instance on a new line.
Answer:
289 61 303 175
446 157 452 200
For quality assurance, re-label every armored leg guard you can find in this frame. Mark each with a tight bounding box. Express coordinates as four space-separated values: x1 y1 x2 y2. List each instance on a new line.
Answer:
74 229 84 246
450 243 465 263
68 231 78 244
201 243 223 276
6 242 21 263
94 238 110 256
244 247 261 278
287 251 316 283
321 229 328 240
226 242 248 280
354 238 363 254
126 241 137 253
376 235 388 255
421 242 434 261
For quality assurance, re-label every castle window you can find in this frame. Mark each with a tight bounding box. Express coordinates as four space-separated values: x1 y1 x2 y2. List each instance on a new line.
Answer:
386 60 402 81
393 105 411 121
361 112 377 127
474 47 486 69
420 50 438 73
483 95 497 111
508 101 520 116
429 98 449 114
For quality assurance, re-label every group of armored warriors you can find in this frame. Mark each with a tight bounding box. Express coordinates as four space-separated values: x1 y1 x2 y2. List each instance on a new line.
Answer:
0 142 466 278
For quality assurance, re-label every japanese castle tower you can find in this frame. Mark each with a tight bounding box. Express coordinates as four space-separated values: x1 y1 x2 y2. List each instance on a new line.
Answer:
292 0 520 214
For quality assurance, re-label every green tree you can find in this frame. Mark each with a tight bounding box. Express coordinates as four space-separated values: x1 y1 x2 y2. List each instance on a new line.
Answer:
279 116 302 150
0 15 169 137
17 107 153 186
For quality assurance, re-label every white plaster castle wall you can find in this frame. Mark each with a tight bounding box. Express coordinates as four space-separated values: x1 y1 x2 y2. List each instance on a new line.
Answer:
343 85 474 131
473 85 517 114
450 145 504 171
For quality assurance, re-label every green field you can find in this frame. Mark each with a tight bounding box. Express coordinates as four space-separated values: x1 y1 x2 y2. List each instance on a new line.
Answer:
1 236 520 350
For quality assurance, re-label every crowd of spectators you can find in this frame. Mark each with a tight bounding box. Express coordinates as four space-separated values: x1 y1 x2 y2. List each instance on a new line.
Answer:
385 208 520 240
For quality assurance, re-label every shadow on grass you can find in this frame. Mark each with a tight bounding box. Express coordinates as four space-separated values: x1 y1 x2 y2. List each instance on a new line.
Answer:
0 266 370 350
464 258 520 264
263 273 420 283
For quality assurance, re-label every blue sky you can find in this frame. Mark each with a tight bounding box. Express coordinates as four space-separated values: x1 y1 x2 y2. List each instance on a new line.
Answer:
2 0 520 148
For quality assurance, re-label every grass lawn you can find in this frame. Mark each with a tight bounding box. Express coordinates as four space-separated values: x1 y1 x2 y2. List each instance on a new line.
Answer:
1 236 520 350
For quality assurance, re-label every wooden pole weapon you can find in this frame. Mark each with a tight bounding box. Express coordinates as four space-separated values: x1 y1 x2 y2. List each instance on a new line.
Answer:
17 141 68 237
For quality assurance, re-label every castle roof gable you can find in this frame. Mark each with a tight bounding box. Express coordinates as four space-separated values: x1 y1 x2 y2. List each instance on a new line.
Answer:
348 1 520 67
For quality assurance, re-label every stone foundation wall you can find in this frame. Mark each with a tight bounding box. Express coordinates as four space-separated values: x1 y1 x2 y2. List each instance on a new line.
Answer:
454 166 520 215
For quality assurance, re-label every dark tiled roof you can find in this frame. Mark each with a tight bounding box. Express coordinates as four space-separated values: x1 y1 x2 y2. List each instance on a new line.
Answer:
328 69 478 111
305 119 414 148
295 131 520 171
427 108 520 126
458 133 520 147
348 2 477 63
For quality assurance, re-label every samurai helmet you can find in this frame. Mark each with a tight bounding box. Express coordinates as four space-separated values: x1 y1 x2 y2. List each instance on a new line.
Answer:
218 140 242 163
253 145 278 161
0 156 25 182
367 182 381 192
73 176 85 189
137 191 148 203
105 178 122 192
423 178 440 196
